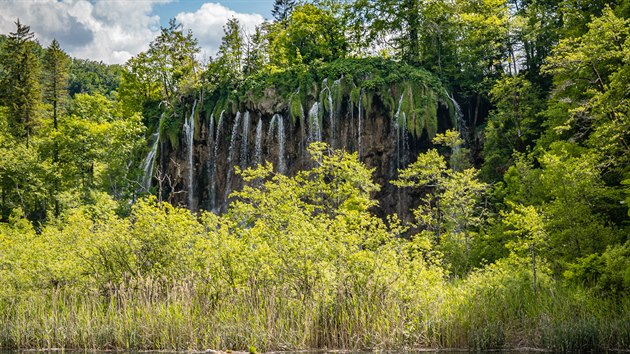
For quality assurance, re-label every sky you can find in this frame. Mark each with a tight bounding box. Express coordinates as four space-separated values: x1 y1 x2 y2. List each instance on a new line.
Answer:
0 0 273 65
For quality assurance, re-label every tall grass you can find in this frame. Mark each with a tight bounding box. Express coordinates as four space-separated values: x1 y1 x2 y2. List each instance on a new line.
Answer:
1 274 628 351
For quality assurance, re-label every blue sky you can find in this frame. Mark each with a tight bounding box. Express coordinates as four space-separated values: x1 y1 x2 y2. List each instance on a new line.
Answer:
156 0 273 25
0 0 273 64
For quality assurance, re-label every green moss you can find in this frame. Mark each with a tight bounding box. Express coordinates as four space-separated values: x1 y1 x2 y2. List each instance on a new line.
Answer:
362 90 374 118
160 109 181 149
331 78 345 113
381 91 396 121
350 85 361 110
171 57 454 142
289 91 304 124
425 90 438 139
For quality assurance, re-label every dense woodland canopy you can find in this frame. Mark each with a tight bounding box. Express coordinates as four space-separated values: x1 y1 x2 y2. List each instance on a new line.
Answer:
0 0 629 351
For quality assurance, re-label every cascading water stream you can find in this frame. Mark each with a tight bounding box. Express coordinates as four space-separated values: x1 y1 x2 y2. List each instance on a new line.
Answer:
240 111 250 169
268 114 286 174
392 94 408 217
308 102 321 143
205 113 215 210
447 92 465 133
224 112 241 202
447 92 466 158
277 115 286 174
321 79 335 148
141 131 159 191
358 88 363 161
401 112 409 167
209 110 224 212
393 94 404 169
183 99 197 209
254 118 263 166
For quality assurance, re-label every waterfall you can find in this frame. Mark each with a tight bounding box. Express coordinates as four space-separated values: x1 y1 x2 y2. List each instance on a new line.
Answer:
358 88 364 161
240 110 250 169
254 118 263 167
321 79 335 147
224 112 241 202
183 99 197 209
308 102 321 143
299 103 306 157
141 130 159 191
209 110 224 212
401 112 409 167
447 92 465 133
447 92 467 160
268 114 286 174
393 94 407 217
206 113 215 211
277 115 286 174
393 94 404 169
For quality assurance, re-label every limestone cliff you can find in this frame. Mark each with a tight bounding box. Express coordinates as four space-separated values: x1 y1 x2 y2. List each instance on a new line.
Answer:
142 59 460 217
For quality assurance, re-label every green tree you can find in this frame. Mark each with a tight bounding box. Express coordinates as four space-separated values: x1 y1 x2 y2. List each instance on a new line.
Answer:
42 38 70 216
43 39 70 132
395 131 487 274
542 7 630 175
0 20 41 145
272 0 297 25
348 0 423 63
507 0 561 86
120 19 200 110
68 59 123 98
481 75 543 182
267 4 348 68
216 17 245 80
243 25 268 77
502 203 548 295
56 93 144 205
502 145 625 273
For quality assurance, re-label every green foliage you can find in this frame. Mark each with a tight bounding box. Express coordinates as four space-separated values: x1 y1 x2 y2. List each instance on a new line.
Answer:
266 4 348 68
120 18 200 114
237 57 452 139
542 7 630 176
501 146 626 274
68 58 123 98
216 17 245 81
482 75 543 182
0 20 41 144
565 242 630 297
395 132 488 275
1 2 630 351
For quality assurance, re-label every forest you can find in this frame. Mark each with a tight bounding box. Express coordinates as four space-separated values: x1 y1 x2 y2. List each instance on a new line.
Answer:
0 0 629 351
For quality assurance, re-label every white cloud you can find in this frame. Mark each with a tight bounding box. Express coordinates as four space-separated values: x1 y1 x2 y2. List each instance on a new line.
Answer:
0 0 264 65
176 3 264 61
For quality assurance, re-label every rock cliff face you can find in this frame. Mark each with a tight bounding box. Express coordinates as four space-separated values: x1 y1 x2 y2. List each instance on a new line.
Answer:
143 62 459 218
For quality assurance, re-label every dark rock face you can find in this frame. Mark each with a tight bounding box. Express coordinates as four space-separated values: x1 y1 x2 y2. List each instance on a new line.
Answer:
155 87 455 219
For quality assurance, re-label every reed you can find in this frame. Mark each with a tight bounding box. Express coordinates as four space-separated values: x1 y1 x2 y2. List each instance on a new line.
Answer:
1 273 628 352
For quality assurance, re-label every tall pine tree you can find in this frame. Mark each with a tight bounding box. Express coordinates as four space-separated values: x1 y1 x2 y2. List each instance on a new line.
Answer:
42 38 69 217
1 20 41 146
43 39 69 132
272 0 297 25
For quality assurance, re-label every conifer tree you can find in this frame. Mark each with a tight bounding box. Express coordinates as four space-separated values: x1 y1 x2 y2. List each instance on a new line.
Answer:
272 0 297 25
217 17 244 79
1 20 41 146
43 39 69 132
42 38 69 217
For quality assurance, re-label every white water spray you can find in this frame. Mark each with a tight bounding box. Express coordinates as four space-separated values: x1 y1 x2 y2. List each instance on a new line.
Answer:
268 114 286 174
308 102 321 143
224 112 241 202
241 110 250 169
254 118 263 166
183 99 197 209
141 131 159 191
